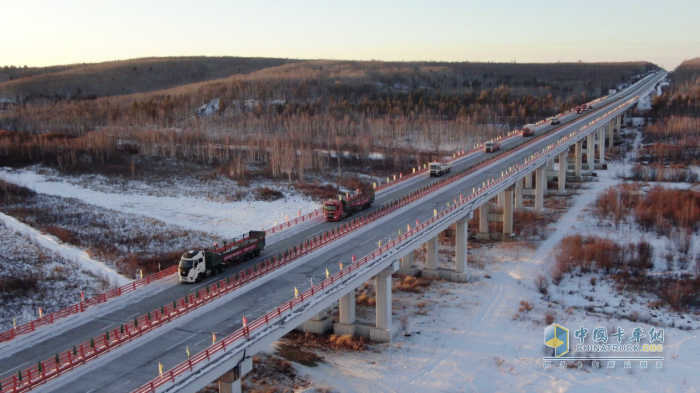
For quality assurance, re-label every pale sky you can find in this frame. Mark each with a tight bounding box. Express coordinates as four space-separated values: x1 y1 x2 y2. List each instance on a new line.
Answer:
3 0 698 70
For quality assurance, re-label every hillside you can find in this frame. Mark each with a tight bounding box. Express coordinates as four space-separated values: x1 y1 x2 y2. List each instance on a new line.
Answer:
0 56 297 101
0 58 657 181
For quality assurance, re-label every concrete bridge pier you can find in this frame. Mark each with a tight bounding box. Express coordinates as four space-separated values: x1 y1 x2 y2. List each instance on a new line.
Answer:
546 159 555 181
607 120 614 148
300 308 332 334
558 151 567 194
502 186 514 236
535 165 546 213
478 203 489 236
333 261 398 342
425 215 471 282
524 173 533 189
371 264 397 342
598 126 606 166
218 358 253 393
397 251 418 276
333 290 356 336
514 177 524 209
586 133 594 172
574 140 583 178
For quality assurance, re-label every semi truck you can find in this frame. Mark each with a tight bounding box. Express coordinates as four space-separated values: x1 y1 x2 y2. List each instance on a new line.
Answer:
324 189 375 221
550 117 560 125
178 230 266 283
484 141 501 153
522 124 536 136
429 161 453 177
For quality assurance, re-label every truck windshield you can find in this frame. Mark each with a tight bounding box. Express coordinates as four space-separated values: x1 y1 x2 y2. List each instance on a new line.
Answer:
179 259 194 268
430 164 439 169
324 204 337 211
486 143 493 148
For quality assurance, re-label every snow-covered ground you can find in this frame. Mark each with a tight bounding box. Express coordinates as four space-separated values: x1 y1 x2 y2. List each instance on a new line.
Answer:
0 167 319 238
0 211 129 287
268 132 699 392
0 221 111 331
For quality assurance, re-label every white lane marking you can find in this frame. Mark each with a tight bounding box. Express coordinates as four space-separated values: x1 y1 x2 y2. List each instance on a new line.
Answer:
359 237 375 245
165 333 196 351
100 323 116 330
0 361 29 377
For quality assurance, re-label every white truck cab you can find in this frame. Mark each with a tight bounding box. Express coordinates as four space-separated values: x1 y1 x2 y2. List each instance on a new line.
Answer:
179 250 223 283
429 161 453 177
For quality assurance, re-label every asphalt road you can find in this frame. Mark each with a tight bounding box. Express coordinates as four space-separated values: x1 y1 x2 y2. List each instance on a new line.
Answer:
0 73 666 393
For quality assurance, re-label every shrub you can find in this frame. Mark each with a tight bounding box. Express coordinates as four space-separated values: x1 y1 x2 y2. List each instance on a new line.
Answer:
544 310 556 325
394 276 431 293
255 187 284 201
535 275 549 295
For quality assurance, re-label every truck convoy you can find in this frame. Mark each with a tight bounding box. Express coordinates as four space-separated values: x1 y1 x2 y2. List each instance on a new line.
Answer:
485 141 501 153
179 230 266 283
522 124 536 136
429 161 453 177
324 189 375 221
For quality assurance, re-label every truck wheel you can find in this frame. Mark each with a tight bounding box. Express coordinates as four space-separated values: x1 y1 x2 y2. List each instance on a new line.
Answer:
254 249 260 257
195 274 202 283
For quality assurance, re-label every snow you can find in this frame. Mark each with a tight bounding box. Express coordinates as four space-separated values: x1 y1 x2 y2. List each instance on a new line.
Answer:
0 167 320 239
0 211 129 287
0 221 113 332
195 98 220 116
267 132 699 392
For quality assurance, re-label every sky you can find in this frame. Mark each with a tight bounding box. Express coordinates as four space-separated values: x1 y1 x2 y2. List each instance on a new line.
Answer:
2 0 699 70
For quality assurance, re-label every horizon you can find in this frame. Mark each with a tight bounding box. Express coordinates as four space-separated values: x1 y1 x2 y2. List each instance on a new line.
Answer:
4 0 698 71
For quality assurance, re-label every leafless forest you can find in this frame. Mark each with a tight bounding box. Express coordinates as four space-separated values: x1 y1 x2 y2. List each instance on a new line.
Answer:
0 58 655 183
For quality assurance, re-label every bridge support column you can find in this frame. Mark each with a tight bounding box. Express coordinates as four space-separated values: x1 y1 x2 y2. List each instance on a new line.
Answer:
397 251 418 276
598 126 605 166
218 358 253 393
371 265 397 342
425 216 471 282
333 290 356 336
575 140 583 177
478 204 489 235
455 218 470 275
502 186 514 237
524 173 533 189
514 178 523 209
586 133 594 172
301 308 332 335
425 236 438 270
535 165 546 213
607 121 614 148
558 152 567 194
546 159 555 181
497 192 504 208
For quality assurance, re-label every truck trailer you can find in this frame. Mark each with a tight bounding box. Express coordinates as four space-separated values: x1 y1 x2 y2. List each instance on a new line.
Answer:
484 141 501 153
522 124 536 136
179 230 266 283
324 189 375 221
429 161 453 177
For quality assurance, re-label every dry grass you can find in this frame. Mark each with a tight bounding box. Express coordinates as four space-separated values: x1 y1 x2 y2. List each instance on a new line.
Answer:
283 331 368 351
393 276 431 293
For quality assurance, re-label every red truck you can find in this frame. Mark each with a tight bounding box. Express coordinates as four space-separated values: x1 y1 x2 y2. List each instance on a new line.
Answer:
576 106 584 114
522 124 536 136
324 189 375 221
